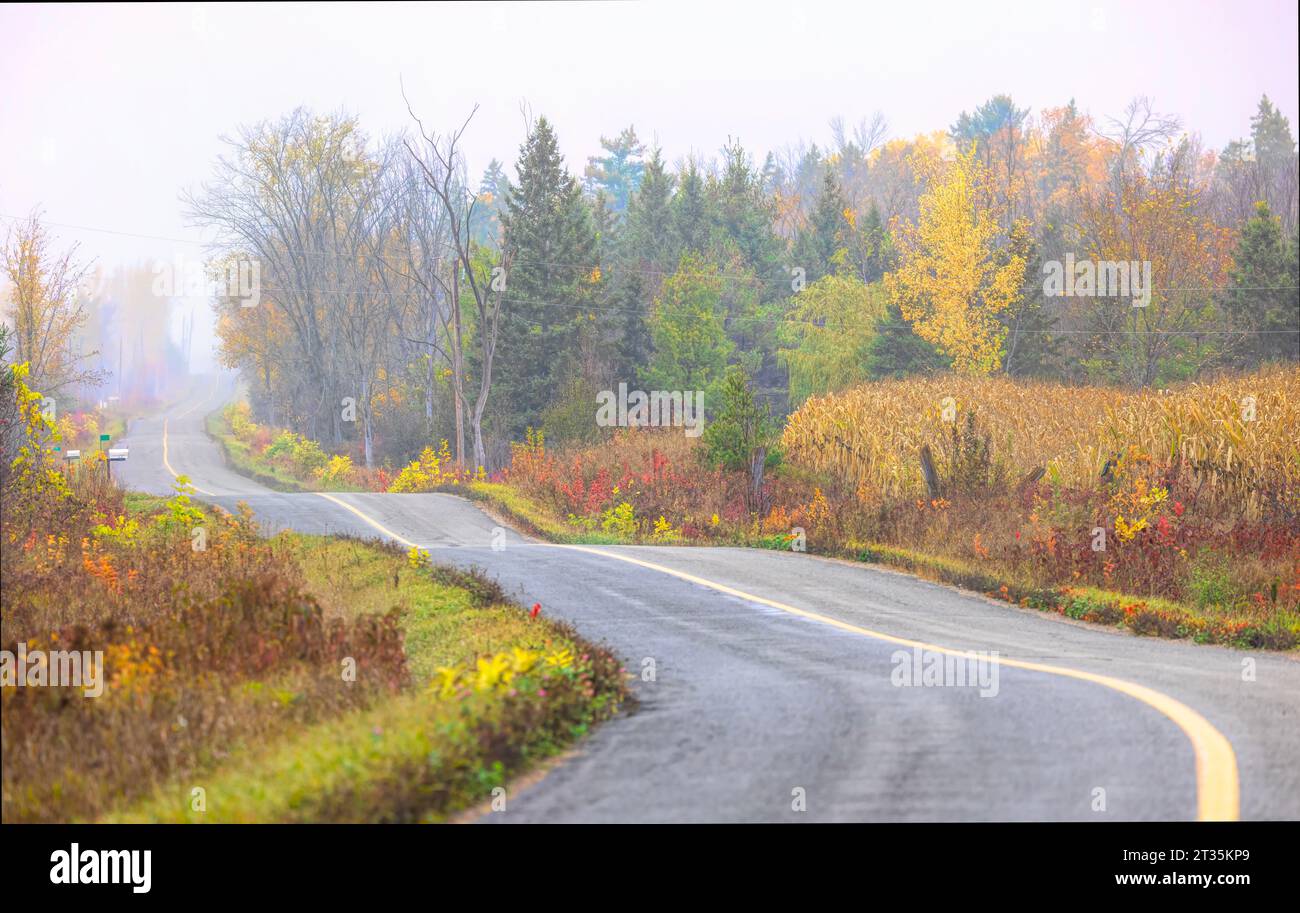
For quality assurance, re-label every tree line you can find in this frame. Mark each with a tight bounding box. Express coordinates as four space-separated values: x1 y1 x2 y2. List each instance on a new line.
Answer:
175 93 1300 470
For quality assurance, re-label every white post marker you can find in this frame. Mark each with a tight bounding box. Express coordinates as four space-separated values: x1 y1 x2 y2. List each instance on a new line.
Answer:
106 447 128 481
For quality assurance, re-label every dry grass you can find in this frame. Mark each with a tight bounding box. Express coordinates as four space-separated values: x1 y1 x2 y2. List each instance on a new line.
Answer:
783 365 1300 520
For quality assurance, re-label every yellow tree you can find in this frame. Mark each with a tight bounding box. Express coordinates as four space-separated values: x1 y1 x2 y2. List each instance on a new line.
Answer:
214 287 288 423
1078 142 1233 386
885 145 1027 374
2 213 99 396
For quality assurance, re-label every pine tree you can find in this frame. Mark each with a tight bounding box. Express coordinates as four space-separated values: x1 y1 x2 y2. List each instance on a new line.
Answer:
1000 224 1063 378
583 126 646 215
702 364 777 511
642 252 732 391
591 191 619 265
672 160 710 255
860 202 894 283
496 116 598 438
1250 96 1299 234
794 169 848 281
623 146 676 272
709 139 784 291
1222 201 1300 368
469 158 509 249
611 269 652 383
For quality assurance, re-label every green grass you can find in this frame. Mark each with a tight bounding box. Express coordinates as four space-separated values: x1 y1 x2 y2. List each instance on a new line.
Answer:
467 478 1299 651
102 533 629 823
846 540 1298 650
460 481 627 545
123 490 172 515
204 409 355 492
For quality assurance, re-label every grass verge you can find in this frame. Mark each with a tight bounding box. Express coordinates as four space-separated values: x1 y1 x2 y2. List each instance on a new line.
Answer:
198 407 1298 651
4 478 629 823
204 408 316 492
845 541 1298 650
458 482 626 545
462 479 1299 651
104 533 628 823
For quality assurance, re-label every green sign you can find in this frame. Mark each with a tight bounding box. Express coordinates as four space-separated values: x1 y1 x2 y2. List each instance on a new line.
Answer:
100 434 111 442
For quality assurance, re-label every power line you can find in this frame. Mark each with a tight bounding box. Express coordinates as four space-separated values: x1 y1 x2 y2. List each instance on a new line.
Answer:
235 285 1297 335
6 212 1299 294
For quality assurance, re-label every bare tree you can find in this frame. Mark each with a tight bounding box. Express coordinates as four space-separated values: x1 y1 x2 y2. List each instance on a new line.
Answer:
403 98 512 470
331 137 406 468
185 109 387 445
1098 97 1182 195
382 150 464 460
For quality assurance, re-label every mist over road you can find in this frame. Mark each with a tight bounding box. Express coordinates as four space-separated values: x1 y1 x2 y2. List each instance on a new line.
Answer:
115 378 1300 822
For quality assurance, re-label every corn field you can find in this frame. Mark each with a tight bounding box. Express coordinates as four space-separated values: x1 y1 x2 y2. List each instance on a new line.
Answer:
782 365 1300 517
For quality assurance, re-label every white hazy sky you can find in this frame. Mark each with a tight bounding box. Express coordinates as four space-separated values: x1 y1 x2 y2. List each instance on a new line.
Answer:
1 0 1296 368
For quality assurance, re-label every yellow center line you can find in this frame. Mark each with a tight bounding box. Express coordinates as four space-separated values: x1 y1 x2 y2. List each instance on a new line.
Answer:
161 418 216 497
171 378 220 420
557 543 1240 822
145 425 1245 824
311 492 420 549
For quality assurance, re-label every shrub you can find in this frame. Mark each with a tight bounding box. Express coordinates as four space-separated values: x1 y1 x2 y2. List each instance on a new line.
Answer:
600 501 637 537
1189 549 1237 610
388 440 469 492
315 454 354 484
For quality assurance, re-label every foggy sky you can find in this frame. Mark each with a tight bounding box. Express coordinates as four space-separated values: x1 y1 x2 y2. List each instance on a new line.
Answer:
2 1 1297 370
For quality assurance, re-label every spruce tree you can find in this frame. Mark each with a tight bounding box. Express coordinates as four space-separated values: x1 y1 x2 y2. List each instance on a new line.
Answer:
611 269 652 384
1222 201 1299 368
794 169 848 282
672 160 710 255
623 146 676 272
496 116 597 438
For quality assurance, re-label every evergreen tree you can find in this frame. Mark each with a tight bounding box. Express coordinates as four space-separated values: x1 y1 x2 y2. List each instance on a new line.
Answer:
1222 201 1300 368
672 159 710 255
642 252 732 391
469 158 509 249
794 168 848 281
1000 224 1063 378
860 202 894 283
702 363 778 511
591 190 619 265
623 146 676 272
863 300 952 379
1250 96 1299 233
583 126 646 215
496 116 598 438
708 139 785 291
760 151 783 195
611 269 652 383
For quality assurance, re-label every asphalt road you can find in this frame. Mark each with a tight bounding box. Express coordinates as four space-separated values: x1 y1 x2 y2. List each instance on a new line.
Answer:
115 376 1300 822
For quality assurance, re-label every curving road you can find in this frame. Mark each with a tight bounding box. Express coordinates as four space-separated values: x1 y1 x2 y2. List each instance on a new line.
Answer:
115 375 1300 823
